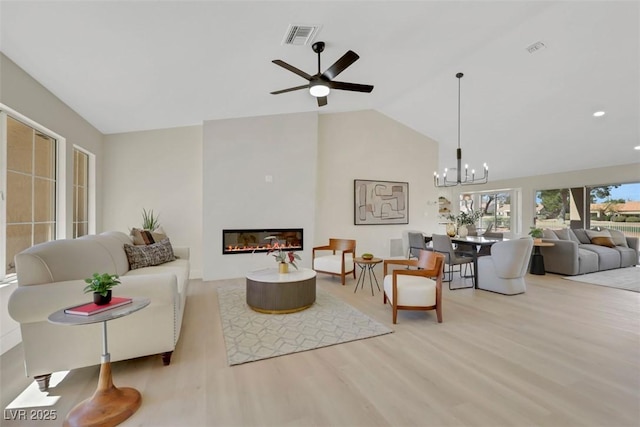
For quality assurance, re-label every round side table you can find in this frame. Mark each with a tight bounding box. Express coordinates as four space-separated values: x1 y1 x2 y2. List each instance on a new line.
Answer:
49 297 150 427
353 257 383 296
531 242 555 275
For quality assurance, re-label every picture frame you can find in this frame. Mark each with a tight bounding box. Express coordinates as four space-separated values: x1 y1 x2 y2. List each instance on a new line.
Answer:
354 179 409 225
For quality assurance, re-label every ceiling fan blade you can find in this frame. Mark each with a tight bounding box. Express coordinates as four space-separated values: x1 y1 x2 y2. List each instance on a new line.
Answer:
321 50 359 80
329 81 374 93
317 96 328 107
270 85 308 95
272 60 312 81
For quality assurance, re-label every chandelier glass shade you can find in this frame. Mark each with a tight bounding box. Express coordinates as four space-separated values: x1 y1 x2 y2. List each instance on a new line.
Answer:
434 72 488 187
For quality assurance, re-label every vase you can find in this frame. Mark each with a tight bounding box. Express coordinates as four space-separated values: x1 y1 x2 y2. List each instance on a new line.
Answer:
93 290 112 305
279 262 289 274
458 225 468 238
446 223 456 237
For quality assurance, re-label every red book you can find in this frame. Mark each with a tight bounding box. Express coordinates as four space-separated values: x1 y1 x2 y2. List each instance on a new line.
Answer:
64 297 133 316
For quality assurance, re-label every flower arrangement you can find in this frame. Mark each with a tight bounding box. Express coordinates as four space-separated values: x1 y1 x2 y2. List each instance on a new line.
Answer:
446 210 482 226
265 236 301 270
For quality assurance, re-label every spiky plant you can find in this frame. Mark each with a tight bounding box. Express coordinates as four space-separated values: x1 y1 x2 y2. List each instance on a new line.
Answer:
141 208 160 230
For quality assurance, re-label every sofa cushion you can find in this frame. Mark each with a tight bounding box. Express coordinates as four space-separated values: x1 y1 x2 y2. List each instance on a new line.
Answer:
554 228 581 243
124 238 176 270
606 229 629 247
130 228 168 245
585 229 617 248
580 244 621 270
569 228 589 244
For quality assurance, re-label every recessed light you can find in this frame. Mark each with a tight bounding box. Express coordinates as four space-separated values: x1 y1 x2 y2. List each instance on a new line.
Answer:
593 111 605 117
634 145 640 150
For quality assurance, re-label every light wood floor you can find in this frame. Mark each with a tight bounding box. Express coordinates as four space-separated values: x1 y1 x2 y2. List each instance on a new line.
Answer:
1 271 639 427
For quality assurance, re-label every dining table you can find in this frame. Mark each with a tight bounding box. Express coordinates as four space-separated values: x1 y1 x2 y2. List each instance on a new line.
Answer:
449 235 504 289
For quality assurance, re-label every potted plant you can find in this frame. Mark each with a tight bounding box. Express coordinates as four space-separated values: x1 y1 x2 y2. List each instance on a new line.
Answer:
528 226 544 243
141 208 160 231
264 236 301 274
84 273 121 305
447 210 482 237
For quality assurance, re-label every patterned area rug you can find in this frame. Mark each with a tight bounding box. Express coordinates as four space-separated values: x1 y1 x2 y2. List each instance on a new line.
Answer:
562 266 640 292
217 286 393 366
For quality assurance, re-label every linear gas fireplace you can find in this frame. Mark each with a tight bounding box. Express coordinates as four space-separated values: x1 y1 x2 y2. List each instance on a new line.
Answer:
222 228 303 255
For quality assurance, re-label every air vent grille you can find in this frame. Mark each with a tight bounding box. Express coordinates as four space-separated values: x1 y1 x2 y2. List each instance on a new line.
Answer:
282 24 321 46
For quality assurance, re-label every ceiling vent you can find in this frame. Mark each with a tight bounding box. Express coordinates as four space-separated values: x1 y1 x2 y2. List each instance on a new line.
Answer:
526 41 546 54
282 24 321 46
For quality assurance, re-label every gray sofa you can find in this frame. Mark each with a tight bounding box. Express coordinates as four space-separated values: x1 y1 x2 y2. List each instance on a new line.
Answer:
540 228 638 275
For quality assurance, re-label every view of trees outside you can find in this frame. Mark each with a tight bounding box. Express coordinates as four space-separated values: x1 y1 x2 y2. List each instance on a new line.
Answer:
535 182 640 237
459 191 512 232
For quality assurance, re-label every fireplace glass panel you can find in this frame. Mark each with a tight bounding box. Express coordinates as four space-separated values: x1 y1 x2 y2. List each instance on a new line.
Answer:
222 228 303 254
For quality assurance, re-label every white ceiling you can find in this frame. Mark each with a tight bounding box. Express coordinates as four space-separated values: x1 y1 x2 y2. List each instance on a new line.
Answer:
1 1 638 181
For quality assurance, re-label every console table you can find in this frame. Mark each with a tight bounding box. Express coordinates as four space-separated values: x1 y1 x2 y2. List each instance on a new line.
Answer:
49 297 150 427
246 268 316 314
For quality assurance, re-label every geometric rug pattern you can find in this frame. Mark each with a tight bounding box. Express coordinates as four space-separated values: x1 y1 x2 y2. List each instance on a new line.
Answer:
217 285 393 366
562 266 640 292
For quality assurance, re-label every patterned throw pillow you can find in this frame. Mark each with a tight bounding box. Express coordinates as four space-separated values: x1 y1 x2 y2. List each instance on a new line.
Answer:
124 238 176 270
130 227 168 245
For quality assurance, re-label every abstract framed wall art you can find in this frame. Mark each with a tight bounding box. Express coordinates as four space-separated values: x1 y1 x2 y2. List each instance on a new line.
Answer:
354 179 409 225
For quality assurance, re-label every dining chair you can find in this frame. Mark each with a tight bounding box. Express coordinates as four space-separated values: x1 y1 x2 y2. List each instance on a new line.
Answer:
478 231 504 255
312 238 356 285
382 250 445 324
407 231 428 259
431 234 474 290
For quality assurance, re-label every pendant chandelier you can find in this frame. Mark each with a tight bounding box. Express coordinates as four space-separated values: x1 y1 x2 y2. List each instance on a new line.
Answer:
434 72 488 187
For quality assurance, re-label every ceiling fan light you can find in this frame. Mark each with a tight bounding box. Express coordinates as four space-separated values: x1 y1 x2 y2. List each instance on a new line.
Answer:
309 82 330 97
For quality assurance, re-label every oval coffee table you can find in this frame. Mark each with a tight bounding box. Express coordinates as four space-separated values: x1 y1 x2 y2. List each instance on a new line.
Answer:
246 267 316 314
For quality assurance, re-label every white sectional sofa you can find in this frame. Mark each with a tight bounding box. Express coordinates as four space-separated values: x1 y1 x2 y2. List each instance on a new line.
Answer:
8 231 190 391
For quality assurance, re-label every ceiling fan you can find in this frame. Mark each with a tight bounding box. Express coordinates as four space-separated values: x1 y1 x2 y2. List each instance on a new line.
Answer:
270 41 374 107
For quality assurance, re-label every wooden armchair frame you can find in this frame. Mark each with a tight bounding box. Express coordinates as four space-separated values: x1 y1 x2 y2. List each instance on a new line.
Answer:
383 250 444 324
312 238 356 285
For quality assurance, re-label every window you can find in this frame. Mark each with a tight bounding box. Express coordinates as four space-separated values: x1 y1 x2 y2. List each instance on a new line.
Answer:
2 115 57 275
459 190 516 233
73 148 89 238
588 182 640 238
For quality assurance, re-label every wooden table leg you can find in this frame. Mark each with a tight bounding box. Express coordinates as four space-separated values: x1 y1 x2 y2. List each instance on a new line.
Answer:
63 361 141 427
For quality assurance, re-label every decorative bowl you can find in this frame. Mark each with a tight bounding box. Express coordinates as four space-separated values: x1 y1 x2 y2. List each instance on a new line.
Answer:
361 253 374 260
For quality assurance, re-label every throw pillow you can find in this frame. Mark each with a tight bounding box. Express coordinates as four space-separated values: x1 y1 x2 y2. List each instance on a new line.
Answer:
590 236 616 248
585 229 616 248
571 229 591 244
124 238 176 270
543 229 559 240
130 227 168 245
553 228 580 243
606 229 628 247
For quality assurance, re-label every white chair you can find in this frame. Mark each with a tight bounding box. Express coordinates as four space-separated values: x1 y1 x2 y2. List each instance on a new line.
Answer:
382 250 445 324
312 238 356 285
477 238 534 295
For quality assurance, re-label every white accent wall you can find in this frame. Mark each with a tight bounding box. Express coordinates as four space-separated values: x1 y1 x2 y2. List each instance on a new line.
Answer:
203 112 318 280
103 126 203 279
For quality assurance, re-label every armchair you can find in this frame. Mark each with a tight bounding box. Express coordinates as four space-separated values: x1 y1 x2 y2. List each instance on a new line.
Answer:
477 238 534 295
312 238 356 285
383 250 444 324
